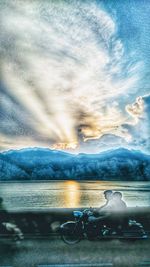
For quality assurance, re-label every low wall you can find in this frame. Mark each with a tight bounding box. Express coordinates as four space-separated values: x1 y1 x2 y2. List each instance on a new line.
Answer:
0 207 150 236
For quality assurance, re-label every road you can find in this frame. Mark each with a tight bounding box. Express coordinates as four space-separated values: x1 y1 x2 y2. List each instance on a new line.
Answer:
0 236 150 267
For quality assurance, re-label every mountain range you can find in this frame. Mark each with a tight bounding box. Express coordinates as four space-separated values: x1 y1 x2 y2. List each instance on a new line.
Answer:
0 147 150 181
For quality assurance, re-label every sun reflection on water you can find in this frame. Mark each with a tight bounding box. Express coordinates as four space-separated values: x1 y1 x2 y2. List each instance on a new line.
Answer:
64 181 81 208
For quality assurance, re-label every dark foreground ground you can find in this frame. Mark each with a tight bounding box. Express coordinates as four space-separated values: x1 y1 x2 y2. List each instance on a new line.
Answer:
0 208 150 267
0 236 150 267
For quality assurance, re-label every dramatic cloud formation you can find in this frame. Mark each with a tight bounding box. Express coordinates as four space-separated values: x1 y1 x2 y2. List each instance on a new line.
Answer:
123 95 150 152
0 0 150 153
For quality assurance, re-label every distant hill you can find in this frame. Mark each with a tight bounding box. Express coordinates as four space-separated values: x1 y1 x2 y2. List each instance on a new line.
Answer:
0 147 150 181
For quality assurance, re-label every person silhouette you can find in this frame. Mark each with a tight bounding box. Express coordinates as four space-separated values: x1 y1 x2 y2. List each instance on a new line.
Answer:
88 190 127 234
111 191 127 212
92 190 113 217
109 191 127 230
0 197 9 223
99 190 113 211
88 190 113 226
87 190 113 239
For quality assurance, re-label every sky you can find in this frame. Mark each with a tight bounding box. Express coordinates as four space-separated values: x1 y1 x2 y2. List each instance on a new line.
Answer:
0 0 150 153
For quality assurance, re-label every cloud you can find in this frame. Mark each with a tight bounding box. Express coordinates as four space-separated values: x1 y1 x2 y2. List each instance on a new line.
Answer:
126 96 144 123
0 0 147 151
76 95 150 154
122 95 150 153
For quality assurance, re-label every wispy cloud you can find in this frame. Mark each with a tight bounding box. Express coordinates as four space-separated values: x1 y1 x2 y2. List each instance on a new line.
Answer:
0 0 148 152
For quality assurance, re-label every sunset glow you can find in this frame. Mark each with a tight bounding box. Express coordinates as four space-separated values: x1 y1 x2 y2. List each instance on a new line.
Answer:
52 142 78 151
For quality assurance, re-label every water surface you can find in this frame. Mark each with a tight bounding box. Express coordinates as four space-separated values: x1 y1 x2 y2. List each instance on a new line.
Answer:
0 181 150 211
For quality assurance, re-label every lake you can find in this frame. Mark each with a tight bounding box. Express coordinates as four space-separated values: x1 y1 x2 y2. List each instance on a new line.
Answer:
0 181 150 211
